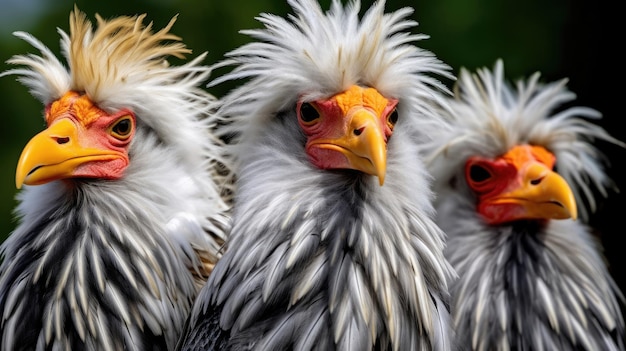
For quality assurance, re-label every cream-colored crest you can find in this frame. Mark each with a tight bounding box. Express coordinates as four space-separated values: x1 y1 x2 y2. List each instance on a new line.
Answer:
67 9 188 103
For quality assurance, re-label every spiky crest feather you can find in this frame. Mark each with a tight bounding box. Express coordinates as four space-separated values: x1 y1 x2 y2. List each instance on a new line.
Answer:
211 0 454 154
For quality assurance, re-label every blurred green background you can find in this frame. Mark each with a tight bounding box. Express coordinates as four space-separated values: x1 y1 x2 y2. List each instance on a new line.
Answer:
0 0 623 297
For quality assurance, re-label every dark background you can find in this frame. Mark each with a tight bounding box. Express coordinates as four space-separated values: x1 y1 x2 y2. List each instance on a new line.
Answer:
0 0 623 314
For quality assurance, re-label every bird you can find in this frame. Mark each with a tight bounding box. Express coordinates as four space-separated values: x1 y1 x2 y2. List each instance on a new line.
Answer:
422 59 626 350
0 7 233 351
175 0 459 350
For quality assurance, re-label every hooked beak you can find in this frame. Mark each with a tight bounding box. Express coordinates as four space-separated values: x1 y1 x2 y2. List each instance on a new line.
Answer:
16 118 121 188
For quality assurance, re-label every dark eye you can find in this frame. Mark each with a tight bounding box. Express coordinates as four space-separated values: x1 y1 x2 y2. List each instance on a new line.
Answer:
388 108 398 127
299 102 320 123
110 115 134 139
468 164 491 183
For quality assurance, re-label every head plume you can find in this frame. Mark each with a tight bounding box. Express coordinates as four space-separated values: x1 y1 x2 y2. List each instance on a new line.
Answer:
1 6 222 165
3 6 191 104
211 0 454 146
425 59 625 220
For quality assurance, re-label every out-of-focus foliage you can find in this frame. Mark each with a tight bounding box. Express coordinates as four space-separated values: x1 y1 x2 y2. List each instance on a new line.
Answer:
0 0 622 296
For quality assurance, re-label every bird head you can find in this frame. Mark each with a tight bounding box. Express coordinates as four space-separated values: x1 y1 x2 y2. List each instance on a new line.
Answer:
210 0 453 188
3 7 219 190
465 144 577 225
424 59 624 222
299 85 398 185
16 91 135 188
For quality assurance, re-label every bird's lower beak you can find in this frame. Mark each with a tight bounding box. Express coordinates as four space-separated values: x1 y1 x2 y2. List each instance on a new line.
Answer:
311 108 387 185
16 118 121 188
480 162 577 224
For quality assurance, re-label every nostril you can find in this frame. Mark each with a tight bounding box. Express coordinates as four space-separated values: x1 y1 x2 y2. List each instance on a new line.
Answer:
531 177 543 185
354 127 363 136
56 137 70 145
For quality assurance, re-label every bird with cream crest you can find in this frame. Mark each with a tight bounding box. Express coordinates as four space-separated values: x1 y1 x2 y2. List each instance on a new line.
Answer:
0 7 233 351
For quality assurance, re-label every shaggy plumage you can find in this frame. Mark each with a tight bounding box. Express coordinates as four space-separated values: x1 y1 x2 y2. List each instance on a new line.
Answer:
0 8 232 351
423 59 626 350
175 0 458 350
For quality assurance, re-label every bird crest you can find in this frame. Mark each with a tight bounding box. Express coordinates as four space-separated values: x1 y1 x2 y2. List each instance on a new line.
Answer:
2 7 192 106
211 0 454 147
1 6 228 175
67 8 189 103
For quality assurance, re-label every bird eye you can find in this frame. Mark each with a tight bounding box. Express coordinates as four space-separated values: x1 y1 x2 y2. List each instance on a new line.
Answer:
468 164 491 183
387 108 398 128
110 115 134 140
299 102 320 124
465 160 496 194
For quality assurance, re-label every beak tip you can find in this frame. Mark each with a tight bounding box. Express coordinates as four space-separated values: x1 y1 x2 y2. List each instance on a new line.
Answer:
566 195 577 221
15 176 23 190
15 166 28 189
377 170 385 186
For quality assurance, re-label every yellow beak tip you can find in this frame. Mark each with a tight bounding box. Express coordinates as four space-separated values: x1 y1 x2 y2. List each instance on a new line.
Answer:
15 176 24 189
377 172 386 186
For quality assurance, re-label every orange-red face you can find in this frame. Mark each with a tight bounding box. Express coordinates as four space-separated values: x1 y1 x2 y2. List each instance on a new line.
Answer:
465 144 577 225
297 85 398 185
16 91 135 188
